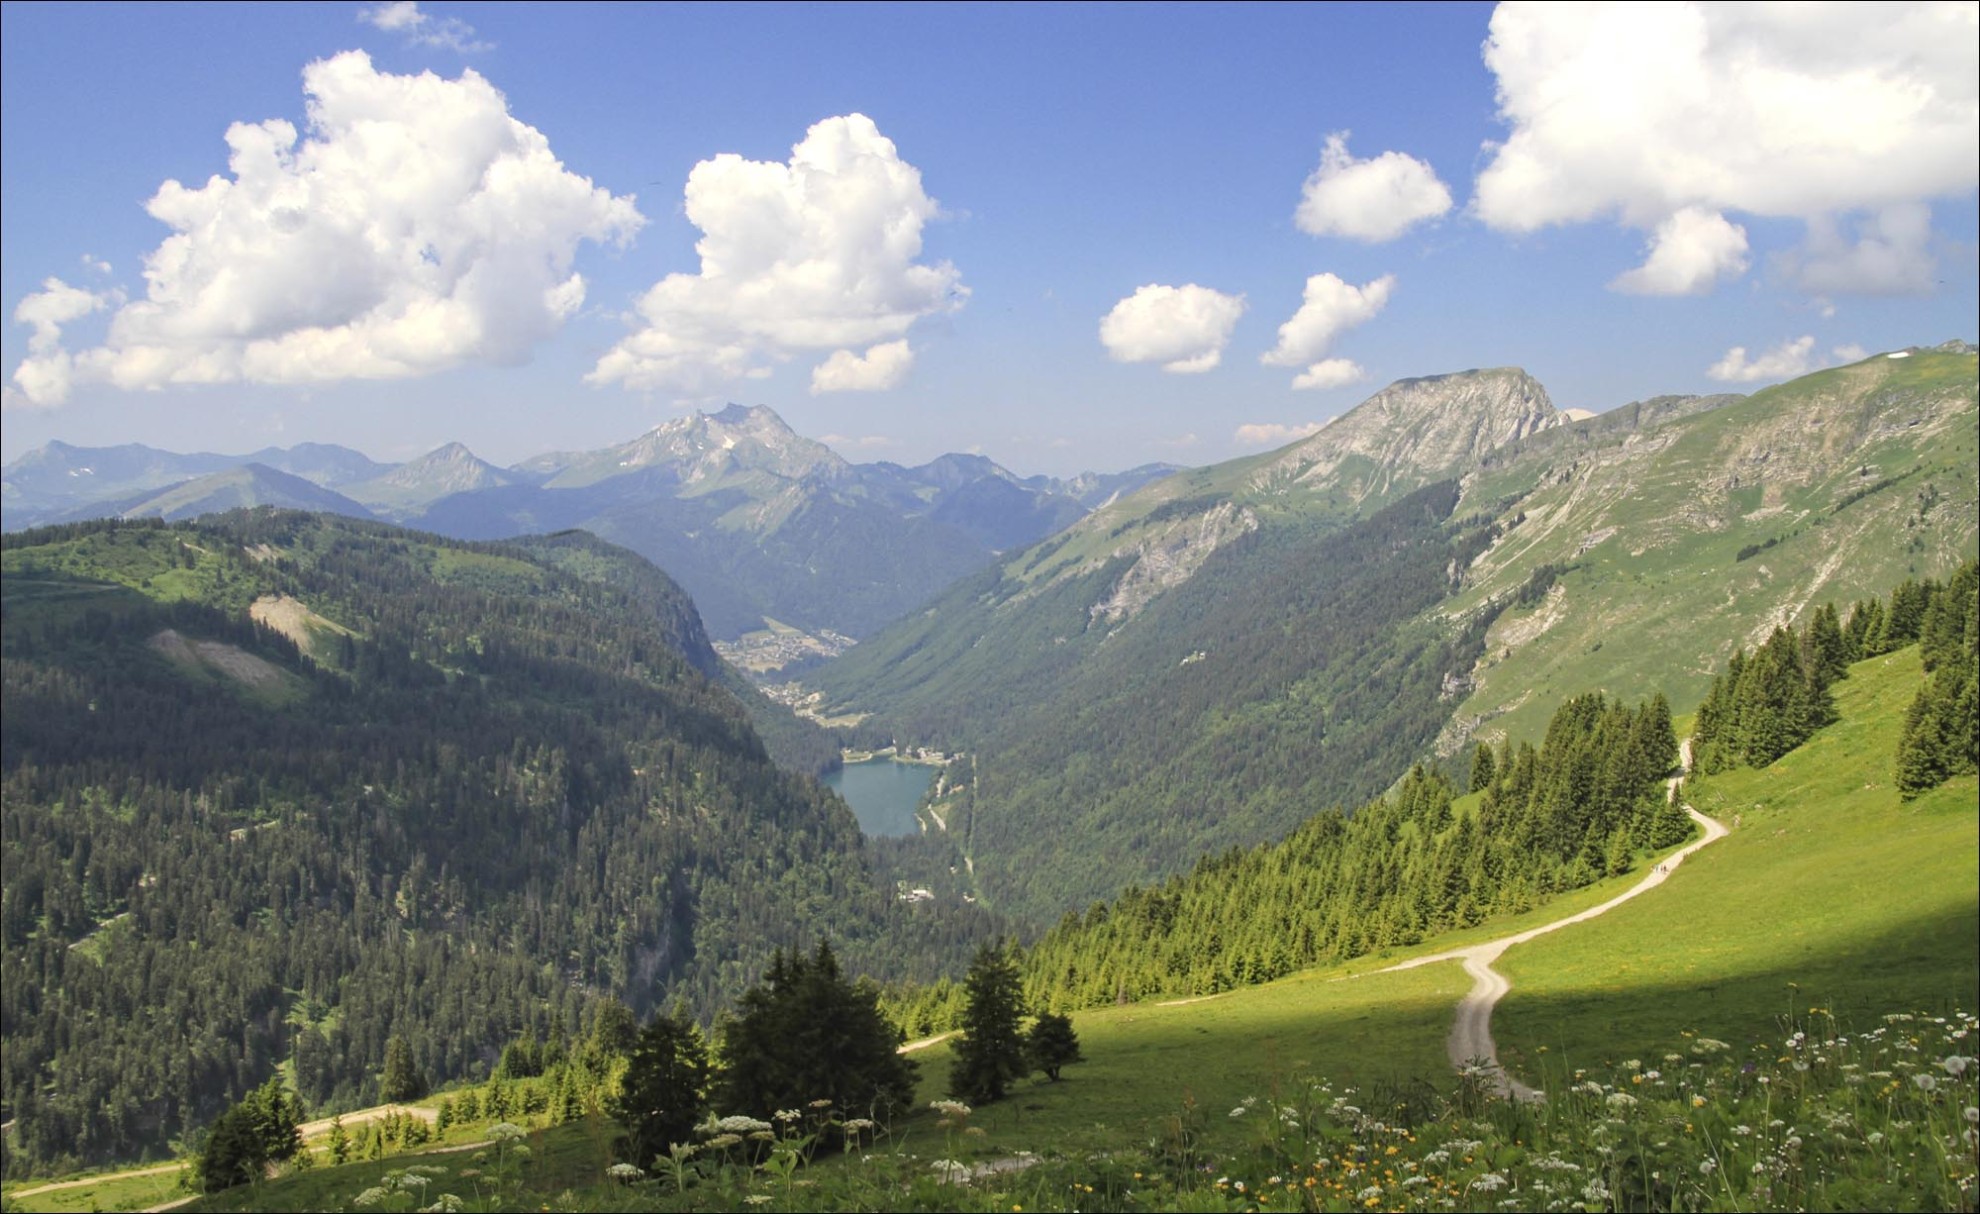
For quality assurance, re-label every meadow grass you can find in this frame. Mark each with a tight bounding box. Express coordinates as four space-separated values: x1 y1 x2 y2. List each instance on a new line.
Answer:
1492 647 1978 1080
898 959 1467 1159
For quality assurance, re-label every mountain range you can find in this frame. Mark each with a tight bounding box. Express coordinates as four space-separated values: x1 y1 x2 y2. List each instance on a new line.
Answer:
810 343 1978 919
0 407 1179 645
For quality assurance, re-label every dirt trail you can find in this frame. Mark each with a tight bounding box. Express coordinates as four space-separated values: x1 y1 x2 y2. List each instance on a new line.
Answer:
1378 741 1726 1100
10 1101 441 1208
899 1030 958 1053
8 1163 181 1200
295 1102 436 1139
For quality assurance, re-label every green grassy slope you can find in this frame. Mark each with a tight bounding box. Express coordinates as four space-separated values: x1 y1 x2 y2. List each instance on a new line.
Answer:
1447 347 1978 750
1494 645 1979 1075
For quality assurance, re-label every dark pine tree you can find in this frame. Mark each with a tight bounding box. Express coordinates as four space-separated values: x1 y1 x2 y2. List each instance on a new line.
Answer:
949 940 1029 1104
1026 1011 1084 1081
609 1004 708 1172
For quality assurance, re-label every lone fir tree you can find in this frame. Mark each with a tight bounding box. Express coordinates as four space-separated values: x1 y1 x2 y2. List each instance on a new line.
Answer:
949 940 1029 1104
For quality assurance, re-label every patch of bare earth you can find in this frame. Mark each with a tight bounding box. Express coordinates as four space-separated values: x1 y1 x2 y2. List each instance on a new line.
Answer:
148 629 287 689
250 593 352 661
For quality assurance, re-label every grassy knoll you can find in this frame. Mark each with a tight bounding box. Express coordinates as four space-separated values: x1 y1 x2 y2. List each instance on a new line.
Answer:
1494 646 1979 1077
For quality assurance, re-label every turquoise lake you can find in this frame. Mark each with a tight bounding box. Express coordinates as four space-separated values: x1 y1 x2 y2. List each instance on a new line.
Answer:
822 758 935 837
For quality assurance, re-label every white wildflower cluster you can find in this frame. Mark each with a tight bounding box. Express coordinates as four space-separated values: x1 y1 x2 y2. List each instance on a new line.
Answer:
928 1099 970 1118
1531 1153 1582 1173
703 1114 774 1135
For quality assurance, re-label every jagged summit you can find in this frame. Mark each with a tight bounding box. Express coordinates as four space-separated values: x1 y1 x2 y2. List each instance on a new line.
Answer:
545 403 849 490
1265 367 1561 496
344 442 517 511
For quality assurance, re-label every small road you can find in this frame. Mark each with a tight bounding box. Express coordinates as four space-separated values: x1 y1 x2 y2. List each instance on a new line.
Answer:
899 1030 958 1053
295 1102 436 1140
1379 743 1726 1099
8 1163 181 1201
9 1101 441 1209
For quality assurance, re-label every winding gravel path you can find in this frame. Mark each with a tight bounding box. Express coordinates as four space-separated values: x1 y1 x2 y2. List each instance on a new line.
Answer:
1378 745 1726 1099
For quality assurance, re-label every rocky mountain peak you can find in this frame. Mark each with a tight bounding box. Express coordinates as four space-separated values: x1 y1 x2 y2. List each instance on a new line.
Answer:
1263 367 1562 495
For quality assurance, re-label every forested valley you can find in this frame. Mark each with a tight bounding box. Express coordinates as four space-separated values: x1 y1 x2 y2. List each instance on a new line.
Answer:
827 481 1516 922
878 563 1978 1034
0 515 997 1173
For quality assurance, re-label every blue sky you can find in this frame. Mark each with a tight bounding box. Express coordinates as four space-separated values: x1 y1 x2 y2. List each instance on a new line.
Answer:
4 2 1975 475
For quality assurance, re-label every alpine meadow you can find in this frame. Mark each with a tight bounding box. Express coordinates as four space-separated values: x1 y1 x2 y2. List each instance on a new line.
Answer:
1 4 1976 1213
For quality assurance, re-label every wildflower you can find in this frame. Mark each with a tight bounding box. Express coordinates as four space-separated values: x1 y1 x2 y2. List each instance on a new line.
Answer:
809 1098 834 1108
712 1115 774 1134
1699 1159 1718 1176
420 1196 463 1214
775 1108 803 1123
930 1099 971 1119
1915 1074 1939 1092
1942 1056 1974 1077
486 1122 526 1142
1965 1108 1979 1125
354 1189 388 1208
1471 1172 1507 1192
744 1196 773 1206
606 1163 643 1182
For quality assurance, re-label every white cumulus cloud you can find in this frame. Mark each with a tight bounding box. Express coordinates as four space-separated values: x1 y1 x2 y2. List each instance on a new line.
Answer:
6 279 116 409
1610 207 1750 295
1261 273 1392 387
810 339 914 394
1707 335 1819 383
7 51 639 407
1290 358 1367 391
1295 132 1453 242
359 1 490 53
1476 2 1979 294
590 114 963 396
1098 283 1246 373
1233 420 1328 446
